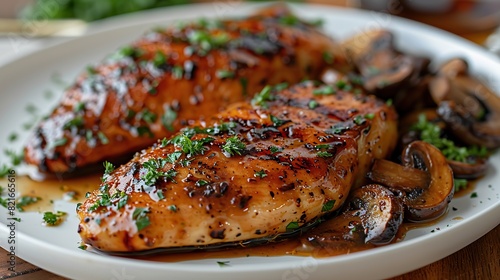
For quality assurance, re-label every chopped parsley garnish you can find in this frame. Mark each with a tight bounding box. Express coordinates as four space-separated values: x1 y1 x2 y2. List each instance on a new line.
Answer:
269 115 290 127
162 106 177 131
103 161 115 176
166 151 182 164
308 100 319 109
314 144 330 150
116 46 144 59
327 123 350 135
196 180 209 187
171 65 184 79
353 115 366 125
52 138 68 147
222 136 246 156
240 78 248 96
86 66 97 75
321 200 335 212
217 261 230 267
269 146 282 154
168 205 178 212
63 116 84 130
140 109 157 124
286 221 300 232
137 126 154 138
411 114 488 163
43 211 67 226
74 102 85 112
251 85 273 107
4 149 24 166
254 169 267 179
132 207 151 231
187 30 229 53
16 196 41 212
454 178 468 193
317 151 333 158
365 113 375 120
142 158 177 186
313 85 335 95
274 83 289 92
157 190 165 200
323 52 333 64
172 135 214 157
153 51 167 67
216 69 235 79
116 192 128 209
8 133 18 142
470 192 478 198
97 132 109 144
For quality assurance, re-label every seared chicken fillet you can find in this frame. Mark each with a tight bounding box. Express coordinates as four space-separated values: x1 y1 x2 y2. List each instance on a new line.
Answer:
77 82 397 252
24 6 349 174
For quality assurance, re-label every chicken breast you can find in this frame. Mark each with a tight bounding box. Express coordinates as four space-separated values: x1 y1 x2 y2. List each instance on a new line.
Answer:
24 5 349 174
77 82 397 252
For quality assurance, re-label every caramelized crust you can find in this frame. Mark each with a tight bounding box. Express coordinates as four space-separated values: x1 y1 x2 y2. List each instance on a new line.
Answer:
77 82 397 252
24 6 349 174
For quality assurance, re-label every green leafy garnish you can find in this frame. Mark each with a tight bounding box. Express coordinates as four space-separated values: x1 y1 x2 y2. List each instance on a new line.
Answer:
172 135 214 157
217 261 230 267
162 106 177 131
97 132 109 144
323 52 333 64
103 161 115 176
286 221 300 232
454 178 468 193
251 85 273 107
133 207 150 231
43 211 67 226
317 151 333 158
308 100 319 109
171 65 184 79
353 115 366 125
168 205 178 212
153 51 167 67
269 146 282 154
321 200 335 212
216 69 235 79
142 158 177 186
313 85 335 95
269 115 290 127
4 150 24 166
411 114 488 163
254 169 267 179
222 136 246 156
16 196 41 212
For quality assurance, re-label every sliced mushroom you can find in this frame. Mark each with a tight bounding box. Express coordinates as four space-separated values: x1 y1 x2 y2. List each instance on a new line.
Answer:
341 29 430 99
430 58 500 148
368 141 454 222
447 157 489 179
299 184 404 256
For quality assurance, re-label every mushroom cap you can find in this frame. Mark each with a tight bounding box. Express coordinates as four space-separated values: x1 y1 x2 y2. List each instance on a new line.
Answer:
401 141 454 222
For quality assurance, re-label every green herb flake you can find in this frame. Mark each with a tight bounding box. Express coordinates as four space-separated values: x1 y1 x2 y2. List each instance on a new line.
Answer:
52 138 68 147
137 126 154 138
162 106 177 131
251 85 273 107
269 115 290 127
166 151 182 164
12 217 21 222
16 196 41 212
313 86 335 95
74 102 85 113
133 207 151 231
141 158 177 186
222 136 246 156
216 69 235 79
103 161 115 176
4 150 24 166
8 133 18 142
157 190 165 200
321 200 335 212
171 65 184 79
286 221 300 232
217 261 230 267
386 99 393 106
168 205 178 212
279 15 299 26
470 192 478 198
153 51 167 67
140 109 157 124
196 180 209 187
117 192 128 209
173 135 214 157
317 151 333 158
308 100 319 109
353 115 366 125
454 178 468 192
365 113 375 120
97 132 109 145
78 244 87 250
240 78 248 96
323 52 333 64
43 211 67 226
63 116 84 130
254 169 267 179
270 146 282 154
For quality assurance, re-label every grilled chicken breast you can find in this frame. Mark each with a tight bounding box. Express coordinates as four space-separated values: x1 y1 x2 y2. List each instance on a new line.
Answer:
77 82 397 252
24 6 349 174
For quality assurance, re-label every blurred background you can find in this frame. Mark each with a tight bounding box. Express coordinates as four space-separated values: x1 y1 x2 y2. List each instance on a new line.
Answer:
0 0 499 50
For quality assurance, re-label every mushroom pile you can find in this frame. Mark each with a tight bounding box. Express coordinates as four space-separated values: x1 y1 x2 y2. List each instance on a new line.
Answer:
307 30 500 251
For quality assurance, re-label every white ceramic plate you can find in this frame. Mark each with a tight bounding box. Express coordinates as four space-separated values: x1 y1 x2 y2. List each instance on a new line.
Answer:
1 3 499 280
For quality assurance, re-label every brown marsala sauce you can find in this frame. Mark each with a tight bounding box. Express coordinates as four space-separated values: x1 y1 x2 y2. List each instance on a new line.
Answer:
2 174 458 261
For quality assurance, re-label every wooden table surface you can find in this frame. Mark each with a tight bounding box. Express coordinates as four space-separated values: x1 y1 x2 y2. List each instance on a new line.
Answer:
1 0 499 279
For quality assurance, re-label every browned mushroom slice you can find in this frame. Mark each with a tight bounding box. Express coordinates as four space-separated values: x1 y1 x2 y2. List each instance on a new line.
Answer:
430 58 500 148
299 184 404 256
368 141 454 222
447 157 489 179
341 29 429 99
